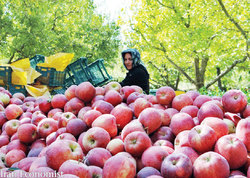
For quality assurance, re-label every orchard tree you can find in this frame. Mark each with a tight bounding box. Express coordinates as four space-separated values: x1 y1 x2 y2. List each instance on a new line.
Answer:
120 0 249 90
0 0 120 64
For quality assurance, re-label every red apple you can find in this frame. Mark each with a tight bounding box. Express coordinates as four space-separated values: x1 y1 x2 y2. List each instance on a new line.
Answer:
138 107 162 134
158 109 171 126
215 134 247 169
169 112 195 136
15 157 37 172
103 154 136 178
104 90 123 106
197 102 224 123
161 152 193 178
180 105 199 118
88 165 103 178
65 85 77 100
242 105 250 118
106 138 125 155
104 81 122 93
235 118 250 151
45 132 57 146
9 97 23 105
188 125 217 153
171 94 193 111
137 167 161 178
84 147 112 168
92 100 114 114
186 90 200 101
111 104 133 130
5 149 26 167
141 145 169 170
47 108 62 118
134 98 152 118
126 92 143 105
201 117 229 139
0 135 9 148
224 112 241 126
5 104 23 120
38 98 52 114
64 97 85 115
222 89 247 113
77 106 92 120
29 156 48 172
155 86 175 105
193 151 230 178
56 132 76 142
121 119 145 141
174 130 191 149
51 94 68 109
12 92 25 101
37 118 58 138
82 127 111 152
124 131 152 157
223 118 236 134
165 108 179 119
6 139 28 154
95 86 105 95
120 86 136 101
173 146 199 164
81 109 102 127
153 139 174 149
58 159 90 178
0 111 7 128
66 118 88 137
151 126 175 143
193 95 212 108
4 119 21 137
17 123 38 144
75 81 96 103
45 140 84 170
58 112 76 128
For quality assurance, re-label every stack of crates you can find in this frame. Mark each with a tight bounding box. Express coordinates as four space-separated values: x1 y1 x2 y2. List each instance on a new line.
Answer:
30 55 45 69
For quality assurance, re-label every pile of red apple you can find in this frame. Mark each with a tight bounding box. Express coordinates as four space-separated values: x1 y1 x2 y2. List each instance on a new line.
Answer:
0 81 249 178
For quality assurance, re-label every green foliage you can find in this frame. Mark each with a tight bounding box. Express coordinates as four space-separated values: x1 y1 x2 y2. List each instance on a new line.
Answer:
0 0 121 64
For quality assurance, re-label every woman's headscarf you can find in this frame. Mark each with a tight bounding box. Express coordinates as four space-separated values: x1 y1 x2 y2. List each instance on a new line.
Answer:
121 48 148 72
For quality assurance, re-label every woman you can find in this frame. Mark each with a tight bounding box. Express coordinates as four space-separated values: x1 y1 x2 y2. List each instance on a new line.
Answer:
120 48 150 94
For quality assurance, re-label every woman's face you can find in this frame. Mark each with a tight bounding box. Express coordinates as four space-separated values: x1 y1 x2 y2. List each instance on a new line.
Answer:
124 53 133 70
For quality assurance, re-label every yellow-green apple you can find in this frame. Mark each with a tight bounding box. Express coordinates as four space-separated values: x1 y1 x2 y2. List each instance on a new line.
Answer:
106 138 125 155
64 97 85 115
58 112 76 128
58 159 90 178
193 151 230 178
188 125 217 153
104 81 122 93
111 104 133 130
17 123 38 143
173 146 199 164
134 98 152 118
51 94 68 109
45 140 84 170
75 81 96 103
222 89 247 113
82 127 111 152
151 126 175 143
235 118 250 151
5 104 23 120
156 86 175 105
84 147 112 168
138 108 162 134
92 100 114 114
223 118 236 133
121 119 145 141
180 105 199 118
169 112 195 136
215 134 247 169
65 85 77 100
137 167 161 178
104 90 122 107
66 118 87 137
0 92 10 106
124 131 152 157
103 154 136 178
95 86 105 95
141 145 169 170
174 130 191 149
172 94 193 111
193 95 212 108
5 149 26 167
81 109 102 127
201 117 229 139
224 112 241 126
186 90 200 101
37 118 58 138
197 102 224 123
5 119 21 137
161 152 193 178
92 114 117 138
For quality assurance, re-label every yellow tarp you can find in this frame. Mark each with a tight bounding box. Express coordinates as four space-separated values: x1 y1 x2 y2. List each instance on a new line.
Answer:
37 53 74 71
25 85 51 98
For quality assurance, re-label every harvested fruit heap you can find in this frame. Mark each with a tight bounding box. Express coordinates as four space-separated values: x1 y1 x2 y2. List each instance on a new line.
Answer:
0 81 249 178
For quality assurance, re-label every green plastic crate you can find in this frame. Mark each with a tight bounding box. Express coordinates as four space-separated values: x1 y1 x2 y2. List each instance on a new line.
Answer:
0 66 12 86
8 84 27 95
29 55 45 69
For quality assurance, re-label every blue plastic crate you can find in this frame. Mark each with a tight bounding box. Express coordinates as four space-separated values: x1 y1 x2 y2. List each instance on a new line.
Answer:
87 59 112 86
35 66 66 87
30 55 45 69
0 66 12 86
8 84 27 95
66 57 92 85
51 87 66 95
